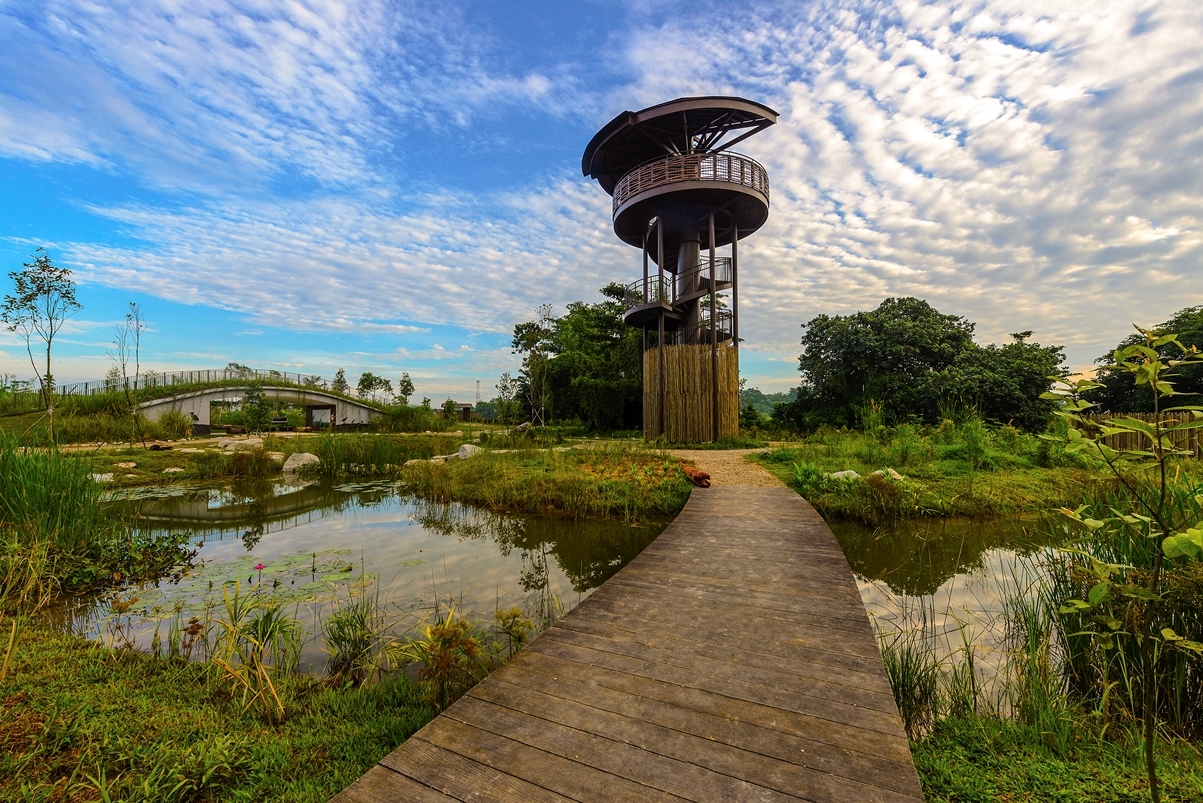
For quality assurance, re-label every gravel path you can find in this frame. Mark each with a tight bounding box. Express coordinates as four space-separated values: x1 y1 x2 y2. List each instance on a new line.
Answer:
666 448 785 487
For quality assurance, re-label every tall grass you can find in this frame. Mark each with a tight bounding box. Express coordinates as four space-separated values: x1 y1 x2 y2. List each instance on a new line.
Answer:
311 433 461 476
1048 475 1203 738
0 435 192 609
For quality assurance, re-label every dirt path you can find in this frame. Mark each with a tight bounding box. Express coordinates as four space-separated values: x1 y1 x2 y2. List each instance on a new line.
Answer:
666 448 785 487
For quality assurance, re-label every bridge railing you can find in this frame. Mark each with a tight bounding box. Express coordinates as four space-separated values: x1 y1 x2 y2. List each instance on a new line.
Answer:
1 368 332 409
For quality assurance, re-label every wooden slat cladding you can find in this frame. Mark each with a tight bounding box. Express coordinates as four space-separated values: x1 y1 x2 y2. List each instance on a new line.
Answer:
332 487 924 803
643 344 739 442
1080 412 1202 457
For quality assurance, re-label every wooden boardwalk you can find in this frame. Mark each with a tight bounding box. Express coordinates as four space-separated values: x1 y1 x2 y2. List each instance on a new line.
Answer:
333 486 924 802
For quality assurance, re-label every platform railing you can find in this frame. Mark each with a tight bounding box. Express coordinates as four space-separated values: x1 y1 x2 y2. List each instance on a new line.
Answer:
612 151 770 215
666 310 733 346
623 257 733 315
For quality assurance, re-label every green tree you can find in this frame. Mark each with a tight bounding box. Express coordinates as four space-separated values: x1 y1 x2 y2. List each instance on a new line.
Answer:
397 372 415 405
783 297 1062 431
511 284 642 430
331 368 349 395
1 248 81 443
1086 306 1203 413
442 398 457 419
243 382 272 433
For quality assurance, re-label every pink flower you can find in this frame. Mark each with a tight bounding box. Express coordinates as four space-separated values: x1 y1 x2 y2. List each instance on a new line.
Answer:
253 563 267 571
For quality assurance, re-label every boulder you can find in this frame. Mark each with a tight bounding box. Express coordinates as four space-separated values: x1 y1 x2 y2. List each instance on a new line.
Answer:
282 452 320 473
116 461 136 469
403 458 425 467
162 467 185 473
457 444 483 460
91 473 114 483
266 451 285 462
828 470 861 480
430 456 447 464
870 468 906 481
224 438 263 451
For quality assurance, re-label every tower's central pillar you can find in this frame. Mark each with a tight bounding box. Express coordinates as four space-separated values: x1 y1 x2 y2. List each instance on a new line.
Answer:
676 232 701 342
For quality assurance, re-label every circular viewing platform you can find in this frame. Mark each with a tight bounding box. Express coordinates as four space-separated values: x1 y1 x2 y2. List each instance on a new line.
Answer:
611 152 770 250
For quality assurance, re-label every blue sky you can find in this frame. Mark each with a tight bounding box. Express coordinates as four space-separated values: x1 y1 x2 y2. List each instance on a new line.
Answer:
2 0 1202 400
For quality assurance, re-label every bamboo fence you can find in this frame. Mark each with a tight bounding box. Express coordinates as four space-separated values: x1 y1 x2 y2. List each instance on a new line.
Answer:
1080 413 1202 457
643 344 739 442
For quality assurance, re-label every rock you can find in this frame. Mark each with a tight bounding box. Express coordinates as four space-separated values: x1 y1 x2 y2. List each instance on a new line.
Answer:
124 473 136 478
91 473 114 483
148 443 173 451
429 456 447 464
162 467 185 473
516 422 531 433
403 458 425 467
266 451 285 462
177 447 205 453
457 444 483 460
452 430 464 437
869 468 906 481
282 453 320 473
225 438 263 451
828 470 861 480
116 461 136 469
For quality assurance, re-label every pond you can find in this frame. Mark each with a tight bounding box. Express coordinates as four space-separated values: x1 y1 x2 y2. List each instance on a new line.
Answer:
832 515 1060 687
46 479 670 673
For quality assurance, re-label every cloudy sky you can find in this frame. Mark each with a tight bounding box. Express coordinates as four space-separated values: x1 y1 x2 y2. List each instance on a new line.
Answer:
1 0 1200 399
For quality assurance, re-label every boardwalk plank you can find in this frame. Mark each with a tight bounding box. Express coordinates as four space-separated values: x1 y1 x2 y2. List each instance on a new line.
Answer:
540 616 899 713
474 671 921 803
332 487 924 802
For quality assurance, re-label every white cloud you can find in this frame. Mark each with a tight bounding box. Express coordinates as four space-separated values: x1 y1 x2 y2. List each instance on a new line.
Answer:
5 0 1203 384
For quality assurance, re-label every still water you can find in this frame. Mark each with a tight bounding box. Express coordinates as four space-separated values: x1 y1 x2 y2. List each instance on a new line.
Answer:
832 515 1059 682
49 479 668 672
53 478 1054 680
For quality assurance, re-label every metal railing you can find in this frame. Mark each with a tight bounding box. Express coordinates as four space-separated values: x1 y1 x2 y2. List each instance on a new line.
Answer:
613 151 770 215
666 310 734 346
623 257 733 314
4 368 330 402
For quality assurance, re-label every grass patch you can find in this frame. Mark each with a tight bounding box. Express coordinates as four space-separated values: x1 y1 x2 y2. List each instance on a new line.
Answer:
913 714 1203 802
399 442 691 522
0 437 191 609
753 420 1165 522
0 623 435 802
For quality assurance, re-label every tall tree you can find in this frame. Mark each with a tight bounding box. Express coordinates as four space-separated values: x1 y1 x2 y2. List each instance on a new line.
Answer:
109 302 148 445
397 372 415 405
331 368 349 395
2 248 82 443
1086 306 1203 413
783 297 1062 431
511 285 643 430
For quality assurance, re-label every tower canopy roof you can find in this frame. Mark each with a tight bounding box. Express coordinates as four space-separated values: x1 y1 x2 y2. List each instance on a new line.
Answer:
582 96 778 194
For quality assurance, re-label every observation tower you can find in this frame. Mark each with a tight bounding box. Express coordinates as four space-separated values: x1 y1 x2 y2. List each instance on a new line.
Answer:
583 96 777 441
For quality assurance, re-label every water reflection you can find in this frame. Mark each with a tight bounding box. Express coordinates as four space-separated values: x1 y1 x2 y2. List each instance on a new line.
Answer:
832 516 1060 690
831 516 1052 597
53 480 669 671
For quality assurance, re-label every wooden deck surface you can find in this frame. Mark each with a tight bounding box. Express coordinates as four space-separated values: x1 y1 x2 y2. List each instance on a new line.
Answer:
333 486 924 802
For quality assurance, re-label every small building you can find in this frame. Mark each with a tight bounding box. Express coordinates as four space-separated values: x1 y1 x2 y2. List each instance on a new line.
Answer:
454 402 473 421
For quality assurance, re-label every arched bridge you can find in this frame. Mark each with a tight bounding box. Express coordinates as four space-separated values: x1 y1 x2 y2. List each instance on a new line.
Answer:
137 386 382 435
